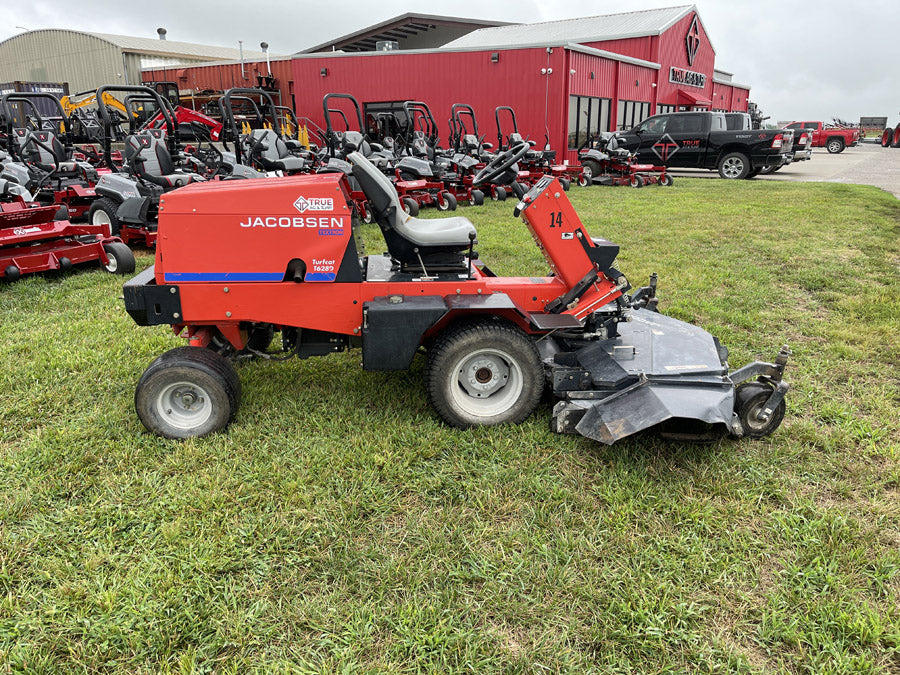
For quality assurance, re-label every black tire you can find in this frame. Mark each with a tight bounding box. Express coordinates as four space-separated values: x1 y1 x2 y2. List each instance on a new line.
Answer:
361 203 374 224
4 265 21 282
135 346 241 439
826 137 844 154
468 189 484 206
583 159 602 181
425 320 543 428
892 126 900 148
88 197 121 236
882 129 892 148
658 173 674 186
559 177 571 191
492 186 507 201
437 191 457 211
102 241 135 275
629 175 643 188
734 382 785 439
718 152 750 179
746 167 762 179
401 197 419 217
577 173 592 187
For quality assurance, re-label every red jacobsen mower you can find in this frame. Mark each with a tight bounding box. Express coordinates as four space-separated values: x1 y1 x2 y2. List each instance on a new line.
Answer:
123 143 790 443
0 176 134 281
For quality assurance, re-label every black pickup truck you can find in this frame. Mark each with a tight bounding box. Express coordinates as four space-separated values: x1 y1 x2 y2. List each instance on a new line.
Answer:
614 111 793 179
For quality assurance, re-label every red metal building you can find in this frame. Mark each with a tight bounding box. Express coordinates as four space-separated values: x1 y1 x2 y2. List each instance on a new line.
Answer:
142 6 751 164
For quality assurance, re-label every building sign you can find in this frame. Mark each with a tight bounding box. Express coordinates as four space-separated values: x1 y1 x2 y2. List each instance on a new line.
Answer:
669 67 707 88
685 15 701 66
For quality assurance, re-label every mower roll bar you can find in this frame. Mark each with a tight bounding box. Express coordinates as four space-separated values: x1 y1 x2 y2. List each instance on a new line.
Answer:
449 103 480 153
217 95 264 150
322 93 366 158
0 92 73 161
400 101 439 150
494 105 518 150
96 85 176 173
221 88 279 165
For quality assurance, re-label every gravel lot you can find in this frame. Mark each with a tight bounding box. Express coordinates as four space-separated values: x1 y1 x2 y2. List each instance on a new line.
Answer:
668 141 900 198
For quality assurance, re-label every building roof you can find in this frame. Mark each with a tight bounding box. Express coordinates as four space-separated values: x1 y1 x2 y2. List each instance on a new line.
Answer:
0 29 275 61
299 13 510 54
443 5 704 50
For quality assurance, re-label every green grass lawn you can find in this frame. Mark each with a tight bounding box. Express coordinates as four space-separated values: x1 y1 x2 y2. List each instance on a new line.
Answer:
1 178 898 673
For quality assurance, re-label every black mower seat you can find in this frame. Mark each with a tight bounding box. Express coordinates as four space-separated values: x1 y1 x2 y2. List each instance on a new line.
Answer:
22 130 87 174
247 129 304 172
347 151 475 250
124 131 202 188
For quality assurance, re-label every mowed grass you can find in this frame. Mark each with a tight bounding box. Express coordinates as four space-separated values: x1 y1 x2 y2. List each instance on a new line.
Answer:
0 178 898 673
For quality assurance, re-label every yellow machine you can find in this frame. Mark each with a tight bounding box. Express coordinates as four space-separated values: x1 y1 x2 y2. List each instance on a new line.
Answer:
60 90 135 118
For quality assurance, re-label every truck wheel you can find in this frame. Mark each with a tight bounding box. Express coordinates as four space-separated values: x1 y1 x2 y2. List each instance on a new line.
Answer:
425 320 543 428
88 197 121 236
718 152 750 179
892 125 900 148
734 382 785 439
102 241 135 275
135 347 241 439
826 138 844 154
882 129 892 147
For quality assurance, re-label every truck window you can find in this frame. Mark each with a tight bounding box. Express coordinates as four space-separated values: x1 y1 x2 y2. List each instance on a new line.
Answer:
669 114 704 134
785 123 802 131
637 116 667 134
804 122 818 129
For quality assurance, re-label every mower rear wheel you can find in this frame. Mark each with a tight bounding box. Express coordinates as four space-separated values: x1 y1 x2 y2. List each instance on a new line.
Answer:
135 346 241 439
734 382 785 439
102 241 136 275
426 320 543 428
88 197 121 236
401 197 419 217
468 189 485 206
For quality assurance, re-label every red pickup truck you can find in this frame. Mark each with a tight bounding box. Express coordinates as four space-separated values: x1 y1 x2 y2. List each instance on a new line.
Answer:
782 121 860 154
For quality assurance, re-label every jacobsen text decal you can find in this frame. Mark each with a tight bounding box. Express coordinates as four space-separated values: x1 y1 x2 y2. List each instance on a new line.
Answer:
239 216 346 232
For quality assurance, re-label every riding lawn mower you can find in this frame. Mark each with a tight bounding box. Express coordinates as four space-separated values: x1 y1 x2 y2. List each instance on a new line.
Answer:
123 142 790 444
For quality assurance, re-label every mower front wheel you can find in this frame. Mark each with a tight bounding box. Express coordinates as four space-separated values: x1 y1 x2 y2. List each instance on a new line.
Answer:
426 320 543 428
437 191 457 211
734 382 786 439
88 197 121 236
102 241 135 275
491 186 507 201
578 173 592 187
468 189 485 206
135 347 241 439
658 173 674 186
401 197 419 217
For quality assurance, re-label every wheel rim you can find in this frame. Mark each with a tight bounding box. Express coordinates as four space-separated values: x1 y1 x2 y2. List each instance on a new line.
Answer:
104 252 118 273
744 398 772 434
828 141 840 152
450 348 524 418
722 157 744 178
155 381 213 431
93 208 111 227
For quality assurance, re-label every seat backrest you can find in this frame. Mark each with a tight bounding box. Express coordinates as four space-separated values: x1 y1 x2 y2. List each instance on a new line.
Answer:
124 132 176 179
24 130 67 167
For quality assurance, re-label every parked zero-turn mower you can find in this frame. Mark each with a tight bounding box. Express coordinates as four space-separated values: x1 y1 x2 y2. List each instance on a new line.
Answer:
123 142 790 443
0 92 101 219
0 177 133 281
579 132 673 188
88 84 208 247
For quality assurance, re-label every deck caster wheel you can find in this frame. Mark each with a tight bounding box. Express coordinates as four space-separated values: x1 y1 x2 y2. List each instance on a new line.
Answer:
4 265 21 281
425 320 543 428
135 346 241 439
734 382 786 439
58 257 73 272
468 189 485 206
102 241 136 274
630 175 643 188
437 191 457 211
401 197 419 216
577 173 592 187
360 203 374 224
559 177 571 191
659 173 674 186
491 186 507 201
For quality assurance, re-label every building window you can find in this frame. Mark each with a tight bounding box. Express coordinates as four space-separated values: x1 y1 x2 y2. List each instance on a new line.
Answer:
567 96 611 149
616 100 651 131
656 104 677 115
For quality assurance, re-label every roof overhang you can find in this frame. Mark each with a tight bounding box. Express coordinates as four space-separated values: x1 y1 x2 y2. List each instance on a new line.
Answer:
676 89 712 106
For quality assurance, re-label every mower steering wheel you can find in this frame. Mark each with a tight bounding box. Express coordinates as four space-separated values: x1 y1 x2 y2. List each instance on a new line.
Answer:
472 141 529 186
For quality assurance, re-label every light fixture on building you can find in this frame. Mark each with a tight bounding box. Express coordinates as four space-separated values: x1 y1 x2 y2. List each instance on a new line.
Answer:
635 79 639 86
491 52 499 63
321 68 328 77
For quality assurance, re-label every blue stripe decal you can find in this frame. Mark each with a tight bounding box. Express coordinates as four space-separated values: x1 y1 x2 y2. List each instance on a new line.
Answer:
304 272 336 282
164 272 283 282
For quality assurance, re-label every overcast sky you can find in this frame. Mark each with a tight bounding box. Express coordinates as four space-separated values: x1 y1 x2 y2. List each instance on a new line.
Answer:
3 0 899 124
